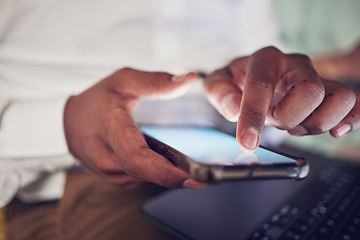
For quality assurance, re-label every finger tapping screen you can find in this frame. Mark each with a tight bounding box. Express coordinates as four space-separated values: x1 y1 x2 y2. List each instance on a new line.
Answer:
141 126 297 166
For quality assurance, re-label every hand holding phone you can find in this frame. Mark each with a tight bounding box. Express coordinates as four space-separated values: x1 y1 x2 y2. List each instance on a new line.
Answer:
141 125 309 182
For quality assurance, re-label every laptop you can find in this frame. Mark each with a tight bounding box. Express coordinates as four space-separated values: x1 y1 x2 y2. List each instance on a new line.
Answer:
141 144 360 240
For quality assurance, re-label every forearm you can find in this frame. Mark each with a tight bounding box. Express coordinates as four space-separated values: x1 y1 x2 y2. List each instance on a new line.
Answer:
313 43 360 81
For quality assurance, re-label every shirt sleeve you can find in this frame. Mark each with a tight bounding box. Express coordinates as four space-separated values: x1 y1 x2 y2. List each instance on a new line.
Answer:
0 97 77 207
0 97 71 157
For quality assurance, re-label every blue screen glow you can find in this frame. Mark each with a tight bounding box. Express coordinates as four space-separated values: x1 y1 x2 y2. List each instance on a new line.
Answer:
141 126 296 165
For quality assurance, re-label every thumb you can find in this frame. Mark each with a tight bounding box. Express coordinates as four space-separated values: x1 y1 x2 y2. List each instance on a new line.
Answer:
118 68 198 99
146 72 199 99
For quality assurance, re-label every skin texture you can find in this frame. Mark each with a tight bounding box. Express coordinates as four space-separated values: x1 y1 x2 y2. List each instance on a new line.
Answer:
64 46 359 189
203 46 358 152
64 68 206 189
311 43 360 138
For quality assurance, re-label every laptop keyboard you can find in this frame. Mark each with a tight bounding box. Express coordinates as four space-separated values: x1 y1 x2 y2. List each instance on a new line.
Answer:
247 160 360 240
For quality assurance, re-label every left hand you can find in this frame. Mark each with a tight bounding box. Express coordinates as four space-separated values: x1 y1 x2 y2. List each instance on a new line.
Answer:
203 46 358 151
64 68 206 189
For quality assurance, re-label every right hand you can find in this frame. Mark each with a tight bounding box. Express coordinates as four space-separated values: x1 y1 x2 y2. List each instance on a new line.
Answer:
203 46 358 152
64 68 206 189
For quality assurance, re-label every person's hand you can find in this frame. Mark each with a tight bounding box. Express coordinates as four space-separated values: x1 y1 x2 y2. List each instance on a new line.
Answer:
64 67 206 189
203 46 358 152
330 89 360 138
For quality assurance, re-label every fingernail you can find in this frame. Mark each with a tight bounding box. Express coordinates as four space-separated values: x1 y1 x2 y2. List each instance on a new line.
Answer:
182 179 207 189
334 124 351 137
289 125 308 136
240 127 260 151
220 93 241 121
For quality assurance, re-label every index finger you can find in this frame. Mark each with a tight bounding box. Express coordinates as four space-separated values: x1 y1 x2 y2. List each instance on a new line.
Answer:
236 47 284 151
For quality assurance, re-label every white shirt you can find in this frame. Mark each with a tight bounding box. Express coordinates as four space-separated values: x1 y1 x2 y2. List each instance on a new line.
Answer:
0 0 279 207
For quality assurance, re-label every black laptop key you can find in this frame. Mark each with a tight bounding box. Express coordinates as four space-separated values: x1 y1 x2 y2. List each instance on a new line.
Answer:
333 204 360 240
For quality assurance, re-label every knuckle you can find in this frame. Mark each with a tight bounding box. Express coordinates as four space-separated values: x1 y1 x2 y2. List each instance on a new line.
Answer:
305 118 329 135
293 65 321 84
229 57 246 68
256 46 282 56
108 67 137 88
250 46 283 67
299 81 325 105
341 90 356 108
328 84 356 104
287 53 312 65
228 58 247 79
115 67 136 76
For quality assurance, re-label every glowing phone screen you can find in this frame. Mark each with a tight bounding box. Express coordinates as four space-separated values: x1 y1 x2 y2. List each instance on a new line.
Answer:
141 126 297 166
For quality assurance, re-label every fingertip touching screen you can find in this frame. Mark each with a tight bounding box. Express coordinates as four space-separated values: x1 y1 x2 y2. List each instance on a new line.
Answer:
141 126 297 166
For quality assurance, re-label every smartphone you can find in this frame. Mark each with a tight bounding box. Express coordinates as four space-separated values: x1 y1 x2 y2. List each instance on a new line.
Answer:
141 125 309 182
